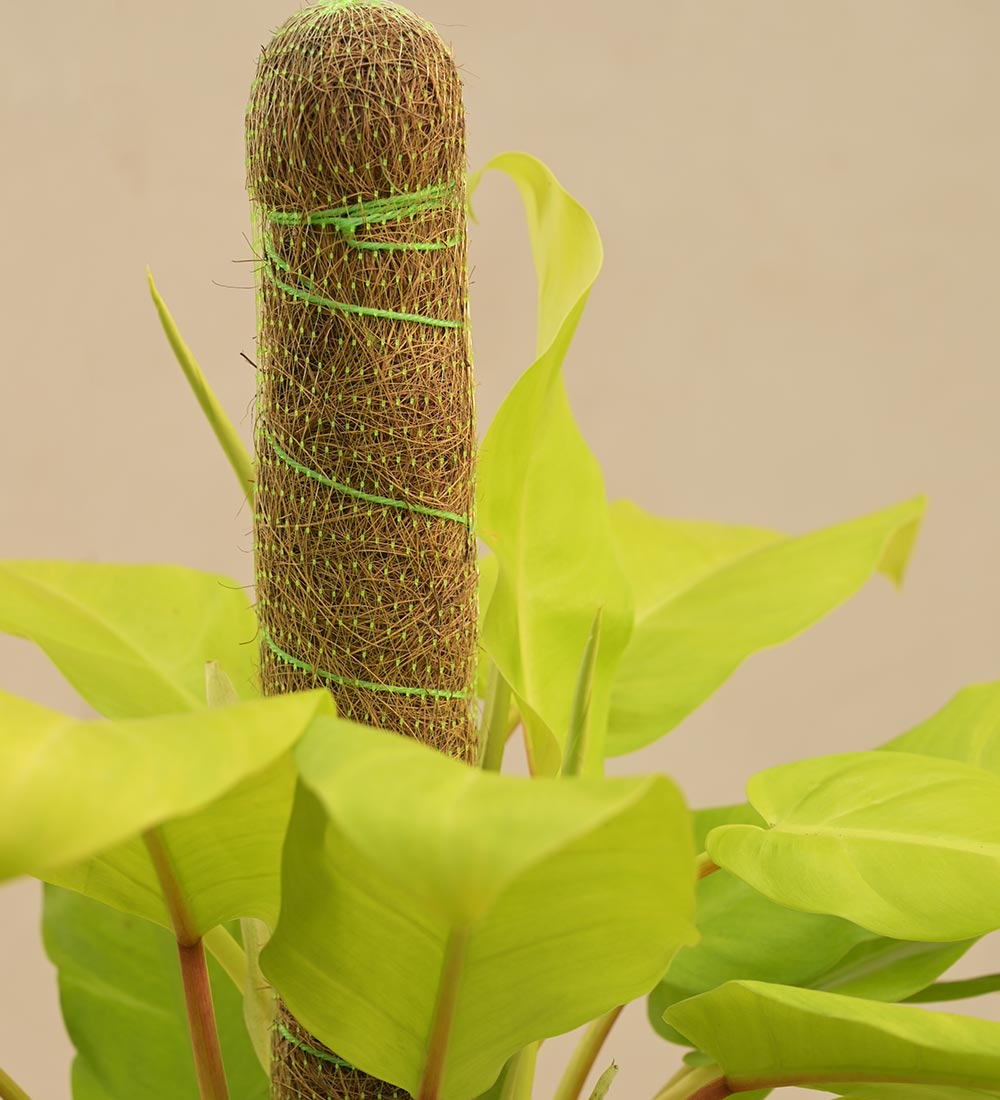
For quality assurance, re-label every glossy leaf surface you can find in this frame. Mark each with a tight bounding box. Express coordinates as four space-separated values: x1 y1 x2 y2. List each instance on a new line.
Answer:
0 560 258 717
608 497 924 754
473 153 632 774
708 751 1000 941
263 718 695 1100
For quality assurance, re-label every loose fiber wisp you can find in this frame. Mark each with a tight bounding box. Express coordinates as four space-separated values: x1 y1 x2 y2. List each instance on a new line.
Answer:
246 0 477 1095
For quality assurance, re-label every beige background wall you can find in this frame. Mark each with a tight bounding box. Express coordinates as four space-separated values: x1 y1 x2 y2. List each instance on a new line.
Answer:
2 1 999 1097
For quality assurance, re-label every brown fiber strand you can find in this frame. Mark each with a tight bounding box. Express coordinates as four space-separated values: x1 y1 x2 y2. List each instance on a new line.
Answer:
246 1 477 1097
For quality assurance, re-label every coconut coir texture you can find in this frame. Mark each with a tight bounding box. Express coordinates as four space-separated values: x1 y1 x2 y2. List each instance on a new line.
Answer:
246 0 477 1096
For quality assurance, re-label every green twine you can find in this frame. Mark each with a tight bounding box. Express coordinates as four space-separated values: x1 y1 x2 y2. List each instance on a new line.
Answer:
263 629 469 701
263 241 461 329
276 1021 355 1069
270 183 461 253
262 427 472 527
259 181 471 706
276 1017 405 1096
263 183 463 327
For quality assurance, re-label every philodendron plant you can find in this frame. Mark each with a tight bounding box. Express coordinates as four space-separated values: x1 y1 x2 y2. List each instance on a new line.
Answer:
3 111 1000 1100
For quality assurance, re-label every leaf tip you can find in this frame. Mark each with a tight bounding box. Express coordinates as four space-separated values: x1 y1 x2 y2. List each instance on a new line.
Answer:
880 494 928 589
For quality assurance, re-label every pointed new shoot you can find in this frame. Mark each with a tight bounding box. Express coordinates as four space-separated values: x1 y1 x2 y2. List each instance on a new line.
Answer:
480 661 513 772
147 269 254 506
0 1066 34 1100
587 1063 618 1100
561 608 603 777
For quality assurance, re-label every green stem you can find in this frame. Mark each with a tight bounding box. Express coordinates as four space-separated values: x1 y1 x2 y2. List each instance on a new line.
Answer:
143 829 231 1100
655 1065 695 1095
694 852 720 880
239 917 276 1074
552 1004 623 1100
0 1066 34 1100
203 925 245 990
480 661 512 772
650 1066 725 1100
203 661 274 1071
416 929 469 1100
561 608 603 778
498 1042 539 1100
202 921 271 1074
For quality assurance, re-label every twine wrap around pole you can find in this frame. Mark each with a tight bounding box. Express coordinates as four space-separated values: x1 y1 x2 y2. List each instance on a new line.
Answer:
246 0 477 1095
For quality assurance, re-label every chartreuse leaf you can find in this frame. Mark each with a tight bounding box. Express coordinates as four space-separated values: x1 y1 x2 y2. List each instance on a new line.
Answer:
884 680 1000 774
262 718 696 1100
648 680 1000 1046
43 885 267 1100
708 751 1000 941
0 560 258 717
148 269 255 504
0 686 331 934
665 981 1000 1094
648 865 970 1046
472 153 632 775
609 502 781 613
692 803 765 848
607 496 925 755
476 554 500 702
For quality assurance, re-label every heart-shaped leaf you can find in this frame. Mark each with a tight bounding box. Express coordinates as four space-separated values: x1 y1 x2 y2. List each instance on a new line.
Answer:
2 686 331 934
0 560 258 717
262 718 696 1100
708 751 1000 941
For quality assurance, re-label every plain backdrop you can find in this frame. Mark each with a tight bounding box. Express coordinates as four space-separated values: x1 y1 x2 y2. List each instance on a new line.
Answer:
2 1 999 1098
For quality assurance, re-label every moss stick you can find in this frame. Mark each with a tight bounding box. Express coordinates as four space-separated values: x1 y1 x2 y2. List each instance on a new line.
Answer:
246 0 477 1095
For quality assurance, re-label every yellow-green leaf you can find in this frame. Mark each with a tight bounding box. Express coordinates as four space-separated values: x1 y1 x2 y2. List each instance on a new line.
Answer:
609 497 925 754
1 687 331 934
708 751 1000 941
473 153 632 774
263 718 696 1100
0 560 258 718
